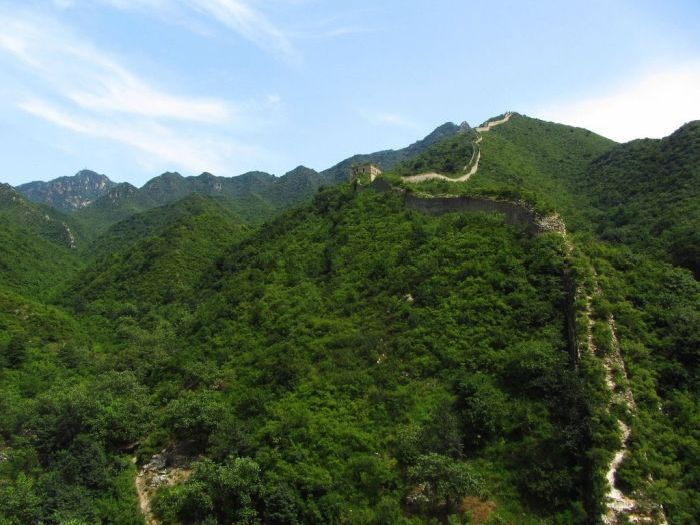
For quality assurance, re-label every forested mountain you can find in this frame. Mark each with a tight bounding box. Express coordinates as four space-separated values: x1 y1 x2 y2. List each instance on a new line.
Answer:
397 113 617 224
581 121 700 276
1 114 698 525
65 194 248 319
395 114 699 277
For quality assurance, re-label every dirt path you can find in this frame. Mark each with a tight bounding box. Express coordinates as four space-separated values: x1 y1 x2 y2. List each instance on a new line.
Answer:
403 112 511 184
599 312 642 524
603 420 638 523
581 272 667 525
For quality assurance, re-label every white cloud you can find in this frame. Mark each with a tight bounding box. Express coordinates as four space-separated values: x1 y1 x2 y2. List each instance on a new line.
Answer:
19 98 259 174
0 7 275 175
187 0 298 61
0 10 233 123
59 0 362 62
56 0 299 61
535 61 700 142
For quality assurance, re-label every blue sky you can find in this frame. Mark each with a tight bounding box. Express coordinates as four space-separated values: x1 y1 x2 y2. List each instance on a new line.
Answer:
1 0 699 186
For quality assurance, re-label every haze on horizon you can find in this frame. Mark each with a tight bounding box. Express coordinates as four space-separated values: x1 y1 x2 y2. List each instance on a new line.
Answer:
0 0 699 186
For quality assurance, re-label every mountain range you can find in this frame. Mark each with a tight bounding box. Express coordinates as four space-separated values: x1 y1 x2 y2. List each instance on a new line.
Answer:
0 113 697 525
13 121 468 235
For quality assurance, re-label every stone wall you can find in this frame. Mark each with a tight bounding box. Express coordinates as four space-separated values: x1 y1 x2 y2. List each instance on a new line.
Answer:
364 178 567 236
404 193 541 235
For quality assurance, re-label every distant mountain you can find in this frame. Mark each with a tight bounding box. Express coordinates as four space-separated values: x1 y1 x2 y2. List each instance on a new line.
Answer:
13 122 468 236
69 166 325 236
319 121 469 184
140 170 277 204
72 182 159 235
17 169 115 212
75 120 467 233
72 170 285 235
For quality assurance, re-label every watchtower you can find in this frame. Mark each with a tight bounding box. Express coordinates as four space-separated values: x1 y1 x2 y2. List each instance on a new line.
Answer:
350 163 382 183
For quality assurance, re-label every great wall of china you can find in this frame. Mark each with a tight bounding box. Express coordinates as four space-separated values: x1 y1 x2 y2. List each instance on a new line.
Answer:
358 112 667 525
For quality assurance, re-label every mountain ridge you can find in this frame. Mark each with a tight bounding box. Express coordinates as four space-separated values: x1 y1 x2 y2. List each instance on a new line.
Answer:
17 169 115 212
13 121 466 233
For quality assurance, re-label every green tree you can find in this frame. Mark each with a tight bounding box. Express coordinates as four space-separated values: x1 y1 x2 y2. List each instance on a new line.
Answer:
0 473 42 525
408 453 483 516
2 335 27 369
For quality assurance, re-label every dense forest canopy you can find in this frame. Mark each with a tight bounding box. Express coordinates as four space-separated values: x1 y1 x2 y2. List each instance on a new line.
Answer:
1 115 698 524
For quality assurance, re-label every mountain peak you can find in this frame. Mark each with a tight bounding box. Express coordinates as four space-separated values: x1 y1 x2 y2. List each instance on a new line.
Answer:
285 165 317 176
0 182 22 204
159 171 184 179
16 170 116 212
75 168 104 178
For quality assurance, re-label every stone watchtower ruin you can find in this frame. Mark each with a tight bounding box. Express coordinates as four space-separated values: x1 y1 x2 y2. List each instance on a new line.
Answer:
350 163 382 184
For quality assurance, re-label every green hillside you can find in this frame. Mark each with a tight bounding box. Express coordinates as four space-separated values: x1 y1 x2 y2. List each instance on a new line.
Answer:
0 184 82 298
396 115 699 278
65 194 248 320
580 239 700 523
392 131 477 178
581 121 700 276
0 185 592 524
73 183 159 236
1 115 698 525
165 187 588 523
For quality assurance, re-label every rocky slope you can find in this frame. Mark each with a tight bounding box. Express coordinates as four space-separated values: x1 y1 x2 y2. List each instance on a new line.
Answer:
17 169 115 212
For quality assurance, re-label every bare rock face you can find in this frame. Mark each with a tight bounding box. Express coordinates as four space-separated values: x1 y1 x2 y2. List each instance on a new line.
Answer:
135 449 193 525
17 170 116 212
535 213 567 235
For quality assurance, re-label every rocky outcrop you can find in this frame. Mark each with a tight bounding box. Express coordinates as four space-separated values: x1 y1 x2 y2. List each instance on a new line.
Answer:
134 449 193 525
17 170 115 212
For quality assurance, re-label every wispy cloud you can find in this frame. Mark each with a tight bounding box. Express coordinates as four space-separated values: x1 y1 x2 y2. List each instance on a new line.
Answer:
535 60 700 142
55 0 365 62
19 98 257 173
0 9 233 123
55 0 299 61
0 6 272 174
359 109 419 129
187 0 298 61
